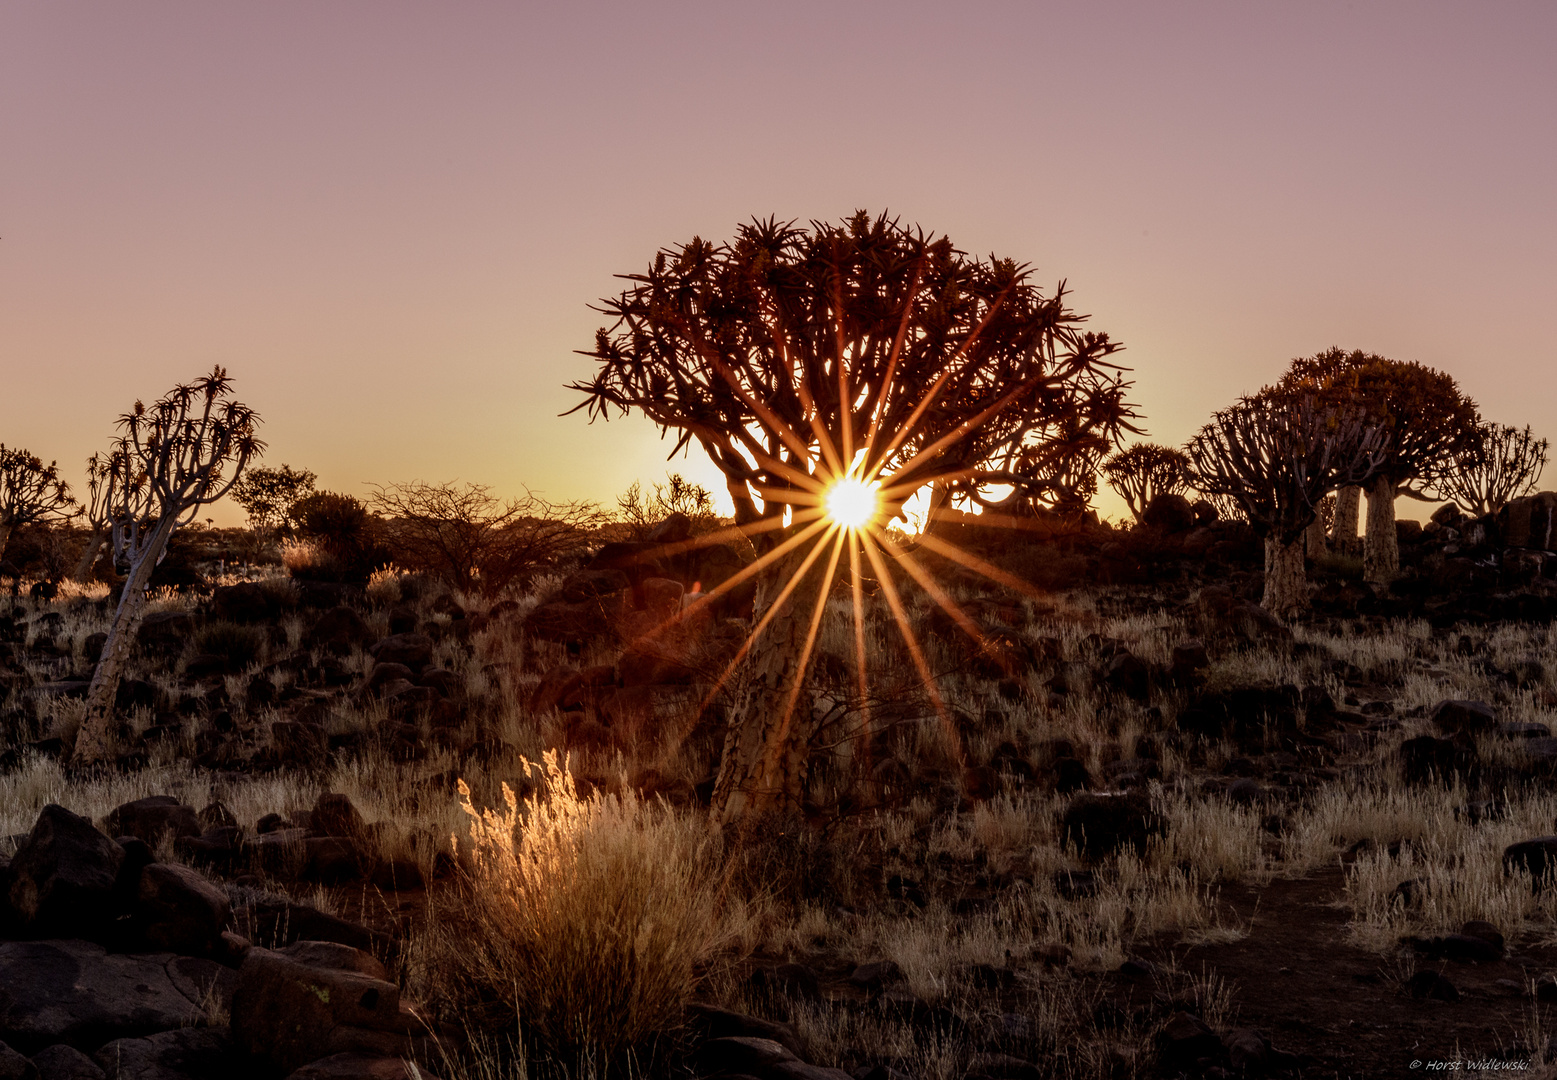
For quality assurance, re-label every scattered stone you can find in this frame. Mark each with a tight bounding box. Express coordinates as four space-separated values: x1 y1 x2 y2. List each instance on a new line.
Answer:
30 1044 101 1080
0 1042 36 1080
1505 837 1557 886
1060 793 1162 860
1461 920 1506 954
848 960 902 990
1399 735 1477 786
103 798 200 849
683 1004 804 1059
92 1027 229 1080
1157 1011 1220 1068
368 634 433 672
1222 1028 1268 1071
1407 970 1459 1001
695 1036 796 1074
305 609 373 655
1430 699 1497 735
135 863 231 955
8 806 124 938
135 613 195 651
0 941 206 1054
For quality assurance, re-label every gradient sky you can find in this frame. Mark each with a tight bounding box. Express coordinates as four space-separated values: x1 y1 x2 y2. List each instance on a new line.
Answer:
3 1 1554 526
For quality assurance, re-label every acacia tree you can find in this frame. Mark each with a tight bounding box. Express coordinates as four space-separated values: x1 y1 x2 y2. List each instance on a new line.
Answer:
571 212 1135 823
72 370 262 766
1102 443 1192 521
0 445 75 563
1426 422 1548 516
1187 390 1388 617
231 463 317 541
368 480 605 595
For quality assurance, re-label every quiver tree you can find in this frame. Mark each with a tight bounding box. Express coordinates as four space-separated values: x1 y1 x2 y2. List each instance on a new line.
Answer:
72 369 261 766
1277 349 1478 584
0 445 75 564
571 212 1134 824
1426 422 1548 516
70 450 121 581
1187 390 1388 617
1102 443 1192 522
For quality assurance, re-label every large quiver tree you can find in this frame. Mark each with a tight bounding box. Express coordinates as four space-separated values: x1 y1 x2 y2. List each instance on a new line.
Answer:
1102 443 1192 522
0 445 75 564
1187 390 1387 618
1426 421 1548 516
72 369 262 766
571 212 1135 823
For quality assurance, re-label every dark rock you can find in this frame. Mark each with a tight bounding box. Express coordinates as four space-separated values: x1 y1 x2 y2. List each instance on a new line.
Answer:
8 806 124 937
1504 836 1557 886
0 1042 36 1080
93 1026 231 1080
309 795 366 840
1222 1028 1268 1072
231 942 427 1075
211 582 278 624
367 634 432 671
753 962 820 1000
1399 735 1477 786
30 1044 100 1080
183 654 231 680
305 608 373 655
1497 491 1557 550
1104 651 1151 700
385 607 417 636
81 634 107 665
847 960 901 991
270 722 326 765
694 1037 796 1074
1060 793 1162 860
1196 586 1291 644
230 899 388 956
1407 970 1459 1001
136 863 231 955
135 612 195 651
362 664 413 697
1431 699 1497 735
1227 778 1265 805
114 680 160 711
103 798 200 848
1050 757 1093 794
0 940 207 1054
683 1004 804 1059
1157 1011 1220 1069
1460 920 1505 954
1142 493 1196 534
284 1053 439 1080
559 568 632 603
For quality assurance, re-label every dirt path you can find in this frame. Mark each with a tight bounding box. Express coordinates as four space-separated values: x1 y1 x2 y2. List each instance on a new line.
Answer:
1147 867 1553 1077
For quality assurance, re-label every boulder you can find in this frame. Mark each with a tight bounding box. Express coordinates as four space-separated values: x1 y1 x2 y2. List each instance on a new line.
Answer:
367 634 432 672
1497 491 1557 550
284 1054 439 1080
558 568 631 603
135 613 195 652
8 806 124 937
1399 735 1477 786
0 1042 37 1080
309 795 366 840
1431 699 1497 735
0 941 207 1054
135 863 231 955
29 1044 99 1080
1060 793 1163 861
210 582 278 624
306 609 374 655
230 942 428 1075
362 664 413 697
103 798 200 849
1504 836 1557 885
1195 586 1291 644
92 1027 229 1080
1156 1011 1221 1070
1141 493 1196 534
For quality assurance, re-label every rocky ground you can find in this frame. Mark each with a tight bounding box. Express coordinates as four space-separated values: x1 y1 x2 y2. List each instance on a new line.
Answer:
1 493 1557 1078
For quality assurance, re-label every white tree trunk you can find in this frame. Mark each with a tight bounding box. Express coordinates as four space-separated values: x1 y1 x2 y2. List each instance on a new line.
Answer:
1363 475 1399 586
1331 486 1360 553
711 547 825 825
71 518 176 765
1261 536 1308 619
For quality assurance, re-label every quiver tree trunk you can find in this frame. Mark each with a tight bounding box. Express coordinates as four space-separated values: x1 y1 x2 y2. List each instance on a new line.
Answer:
711 548 825 826
1363 475 1399 586
1261 536 1308 618
1304 517 1327 559
72 517 176 764
71 529 106 582
0 523 13 564
1331 486 1360 553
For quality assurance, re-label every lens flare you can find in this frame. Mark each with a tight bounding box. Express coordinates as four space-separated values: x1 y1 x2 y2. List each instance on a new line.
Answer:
824 477 879 529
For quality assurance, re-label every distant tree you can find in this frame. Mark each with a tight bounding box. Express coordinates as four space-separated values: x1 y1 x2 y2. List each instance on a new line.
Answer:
1102 443 1192 522
285 491 384 583
1277 349 1478 584
571 212 1135 823
369 480 605 595
73 369 262 766
70 450 122 581
231 463 317 539
1187 389 1388 617
0 445 75 563
615 473 719 539
1426 422 1548 516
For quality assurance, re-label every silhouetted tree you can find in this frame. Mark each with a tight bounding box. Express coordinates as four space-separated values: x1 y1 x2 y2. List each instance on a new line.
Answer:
73 369 262 766
231 463 317 540
369 481 605 595
1187 390 1388 617
1102 443 1192 522
0 445 75 563
616 473 719 539
571 212 1134 822
1277 349 1478 584
70 450 121 581
1426 422 1548 516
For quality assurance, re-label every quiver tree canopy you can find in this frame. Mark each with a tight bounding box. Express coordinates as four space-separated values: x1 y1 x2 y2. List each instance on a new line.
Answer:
1102 443 1192 521
569 212 1137 547
0 445 75 561
1427 422 1548 516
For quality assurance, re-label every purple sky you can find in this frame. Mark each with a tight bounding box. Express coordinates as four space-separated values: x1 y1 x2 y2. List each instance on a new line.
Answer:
3 1 1554 524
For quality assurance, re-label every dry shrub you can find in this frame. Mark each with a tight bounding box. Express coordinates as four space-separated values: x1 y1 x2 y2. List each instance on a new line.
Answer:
442 751 718 1061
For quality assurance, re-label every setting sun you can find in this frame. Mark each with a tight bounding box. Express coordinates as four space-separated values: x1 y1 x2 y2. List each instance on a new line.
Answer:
824 476 879 530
